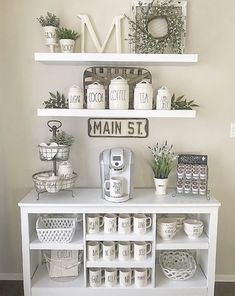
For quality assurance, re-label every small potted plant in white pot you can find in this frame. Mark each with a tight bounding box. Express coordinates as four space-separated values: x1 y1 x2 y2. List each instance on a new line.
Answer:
56 27 79 53
37 12 60 52
148 141 176 196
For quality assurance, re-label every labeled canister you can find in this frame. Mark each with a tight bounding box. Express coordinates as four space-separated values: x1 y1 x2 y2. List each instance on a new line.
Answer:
68 85 84 109
109 76 129 110
134 80 153 110
87 82 105 109
156 86 171 110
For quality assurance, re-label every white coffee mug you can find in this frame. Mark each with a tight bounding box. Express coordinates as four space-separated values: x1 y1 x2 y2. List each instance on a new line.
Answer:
87 241 102 261
133 242 152 261
134 268 151 287
102 241 117 261
118 214 132 234
89 268 104 288
119 269 134 287
58 161 73 178
105 268 118 287
87 214 103 234
118 241 133 261
133 214 152 234
104 177 123 198
103 214 117 233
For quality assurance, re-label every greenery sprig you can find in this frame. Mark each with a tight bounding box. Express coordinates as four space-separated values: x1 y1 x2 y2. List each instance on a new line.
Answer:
37 12 60 27
126 0 185 54
148 141 176 179
50 131 74 146
56 27 79 40
171 94 199 110
43 91 68 109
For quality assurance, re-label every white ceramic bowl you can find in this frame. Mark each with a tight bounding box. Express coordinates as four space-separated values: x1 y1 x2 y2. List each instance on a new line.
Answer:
184 219 203 230
184 226 203 239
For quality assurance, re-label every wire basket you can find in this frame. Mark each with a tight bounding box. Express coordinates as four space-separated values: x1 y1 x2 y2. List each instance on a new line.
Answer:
32 171 78 194
159 250 197 280
44 250 83 278
36 217 76 243
39 144 70 161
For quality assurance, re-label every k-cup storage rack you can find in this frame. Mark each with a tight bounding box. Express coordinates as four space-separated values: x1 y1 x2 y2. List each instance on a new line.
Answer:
18 188 220 296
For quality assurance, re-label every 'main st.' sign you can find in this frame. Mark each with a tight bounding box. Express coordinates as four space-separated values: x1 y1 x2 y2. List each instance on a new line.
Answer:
88 118 149 138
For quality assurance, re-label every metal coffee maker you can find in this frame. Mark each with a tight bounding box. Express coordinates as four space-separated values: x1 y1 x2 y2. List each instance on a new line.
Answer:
99 148 134 202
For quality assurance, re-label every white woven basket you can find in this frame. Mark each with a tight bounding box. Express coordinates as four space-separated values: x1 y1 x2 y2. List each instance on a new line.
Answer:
159 250 197 280
36 217 76 243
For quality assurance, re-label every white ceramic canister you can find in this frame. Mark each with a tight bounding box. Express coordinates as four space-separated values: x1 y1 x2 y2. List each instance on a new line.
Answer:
109 76 129 110
43 26 57 46
134 80 153 110
87 82 105 109
60 39 75 53
156 86 171 110
68 85 84 109
58 161 73 178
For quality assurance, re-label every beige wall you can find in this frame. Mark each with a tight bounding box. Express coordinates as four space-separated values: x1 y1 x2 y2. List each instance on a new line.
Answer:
1 0 235 277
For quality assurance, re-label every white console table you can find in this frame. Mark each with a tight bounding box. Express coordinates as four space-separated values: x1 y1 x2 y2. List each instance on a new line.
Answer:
18 188 220 296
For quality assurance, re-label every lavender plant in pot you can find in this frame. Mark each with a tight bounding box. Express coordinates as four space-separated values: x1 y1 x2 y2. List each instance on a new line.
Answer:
148 141 175 195
37 12 60 52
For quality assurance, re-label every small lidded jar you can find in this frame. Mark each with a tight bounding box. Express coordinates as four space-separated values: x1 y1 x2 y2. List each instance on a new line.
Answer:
68 85 83 109
87 82 105 109
156 86 171 110
134 80 153 110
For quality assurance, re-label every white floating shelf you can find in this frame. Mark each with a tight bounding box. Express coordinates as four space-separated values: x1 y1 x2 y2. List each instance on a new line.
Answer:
30 231 83 250
156 231 209 250
86 257 153 268
35 53 198 66
37 109 196 118
86 230 154 242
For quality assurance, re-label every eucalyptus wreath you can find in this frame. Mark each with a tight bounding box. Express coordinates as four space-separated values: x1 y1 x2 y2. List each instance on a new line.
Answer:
126 0 185 54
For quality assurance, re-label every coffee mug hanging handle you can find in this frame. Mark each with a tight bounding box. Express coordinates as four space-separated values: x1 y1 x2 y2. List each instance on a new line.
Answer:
146 217 152 229
146 243 152 255
104 180 110 192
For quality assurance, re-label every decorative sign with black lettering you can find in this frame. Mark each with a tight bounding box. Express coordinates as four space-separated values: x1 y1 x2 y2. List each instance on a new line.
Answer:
88 118 149 138
178 154 208 165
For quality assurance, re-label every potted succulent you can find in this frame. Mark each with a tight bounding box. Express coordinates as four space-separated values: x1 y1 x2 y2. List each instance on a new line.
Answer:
56 27 79 53
148 141 176 195
50 131 74 160
37 12 60 52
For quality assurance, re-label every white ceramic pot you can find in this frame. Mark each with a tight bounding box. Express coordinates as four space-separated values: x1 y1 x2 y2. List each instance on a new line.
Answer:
58 161 73 178
134 80 153 110
87 82 105 109
60 39 75 53
156 86 171 110
109 76 129 110
43 26 57 46
68 85 84 109
154 178 168 195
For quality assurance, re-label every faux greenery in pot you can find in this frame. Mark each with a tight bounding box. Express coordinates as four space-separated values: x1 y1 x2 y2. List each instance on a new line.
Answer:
171 94 199 110
43 91 68 109
56 27 79 53
148 141 175 195
37 12 60 52
50 131 74 147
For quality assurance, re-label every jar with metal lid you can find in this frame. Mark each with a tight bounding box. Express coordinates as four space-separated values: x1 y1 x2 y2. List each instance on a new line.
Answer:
68 85 83 109
156 86 171 110
87 82 105 109
134 80 153 110
109 76 129 110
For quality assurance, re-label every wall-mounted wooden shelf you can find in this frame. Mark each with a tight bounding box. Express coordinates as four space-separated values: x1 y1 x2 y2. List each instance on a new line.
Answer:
37 109 196 118
34 53 198 66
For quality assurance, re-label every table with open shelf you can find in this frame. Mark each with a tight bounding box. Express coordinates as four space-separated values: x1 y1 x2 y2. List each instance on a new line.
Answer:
19 188 220 296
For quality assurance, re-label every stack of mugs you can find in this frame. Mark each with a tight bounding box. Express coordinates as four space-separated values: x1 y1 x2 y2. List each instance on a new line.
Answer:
86 213 152 235
157 218 177 241
183 219 204 239
89 267 151 288
164 214 186 232
87 241 152 262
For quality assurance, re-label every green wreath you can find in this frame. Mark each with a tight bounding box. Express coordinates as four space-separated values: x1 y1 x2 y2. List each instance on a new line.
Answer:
127 0 185 54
